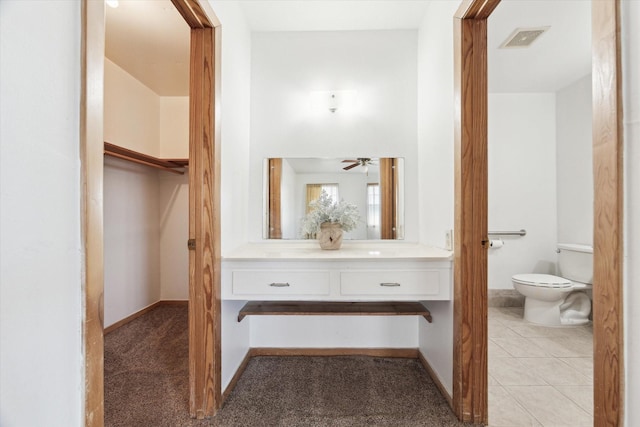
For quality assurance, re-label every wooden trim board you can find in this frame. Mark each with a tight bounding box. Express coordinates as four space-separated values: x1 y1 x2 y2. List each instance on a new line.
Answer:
379 158 397 239
81 1 105 425
268 158 282 239
592 1 624 425
188 24 221 419
250 348 420 358
452 5 491 423
104 300 188 335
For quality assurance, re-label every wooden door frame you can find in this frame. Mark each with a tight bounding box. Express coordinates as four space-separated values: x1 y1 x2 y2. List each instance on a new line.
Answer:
176 0 222 417
81 1 105 424
81 0 222 424
452 1 499 423
452 0 624 424
592 2 624 425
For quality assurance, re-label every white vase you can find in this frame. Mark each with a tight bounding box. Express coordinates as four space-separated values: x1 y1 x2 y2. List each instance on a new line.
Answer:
318 222 343 250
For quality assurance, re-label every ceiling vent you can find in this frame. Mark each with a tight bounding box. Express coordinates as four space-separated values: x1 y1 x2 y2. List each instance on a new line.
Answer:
500 26 550 49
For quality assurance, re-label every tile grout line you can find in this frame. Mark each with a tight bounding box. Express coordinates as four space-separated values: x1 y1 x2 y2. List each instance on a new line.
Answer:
489 307 593 426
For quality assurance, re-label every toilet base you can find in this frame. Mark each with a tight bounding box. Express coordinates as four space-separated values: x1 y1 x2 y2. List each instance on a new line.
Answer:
523 292 590 326
523 297 565 326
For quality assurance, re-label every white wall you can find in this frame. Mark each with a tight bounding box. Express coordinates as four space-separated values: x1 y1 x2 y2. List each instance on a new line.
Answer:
104 58 160 157
250 317 418 348
623 2 640 425
104 158 161 327
418 301 453 396
488 94 558 289
104 58 190 320
159 96 189 158
417 1 458 249
248 30 419 242
159 173 189 300
556 74 593 246
0 1 83 425
221 300 250 391
208 0 253 393
158 96 189 300
415 0 459 396
210 0 252 254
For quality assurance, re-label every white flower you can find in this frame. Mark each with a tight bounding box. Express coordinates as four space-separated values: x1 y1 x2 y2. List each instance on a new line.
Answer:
300 190 361 236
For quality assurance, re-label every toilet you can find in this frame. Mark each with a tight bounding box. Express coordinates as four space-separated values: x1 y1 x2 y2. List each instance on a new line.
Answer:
512 243 592 326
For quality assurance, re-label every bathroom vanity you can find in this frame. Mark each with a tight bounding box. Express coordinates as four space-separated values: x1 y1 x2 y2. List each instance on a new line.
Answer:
222 242 453 322
223 242 452 299
218 241 456 403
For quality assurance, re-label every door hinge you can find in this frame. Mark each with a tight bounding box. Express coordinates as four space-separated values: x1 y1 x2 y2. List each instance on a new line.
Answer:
187 239 196 250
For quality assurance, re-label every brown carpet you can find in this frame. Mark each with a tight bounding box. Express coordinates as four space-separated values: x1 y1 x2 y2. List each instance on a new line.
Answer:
105 305 478 427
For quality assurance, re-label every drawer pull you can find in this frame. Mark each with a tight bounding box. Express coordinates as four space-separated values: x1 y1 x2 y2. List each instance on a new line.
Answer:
269 282 290 287
380 282 401 287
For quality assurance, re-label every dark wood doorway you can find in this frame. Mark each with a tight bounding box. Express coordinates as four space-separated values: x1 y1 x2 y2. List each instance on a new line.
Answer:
452 0 624 424
81 0 222 424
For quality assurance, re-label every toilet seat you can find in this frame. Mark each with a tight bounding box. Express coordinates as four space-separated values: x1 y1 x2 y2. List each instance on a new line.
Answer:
512 273 572 289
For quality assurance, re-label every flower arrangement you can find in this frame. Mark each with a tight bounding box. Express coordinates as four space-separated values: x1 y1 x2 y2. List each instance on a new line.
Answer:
300 190 361 236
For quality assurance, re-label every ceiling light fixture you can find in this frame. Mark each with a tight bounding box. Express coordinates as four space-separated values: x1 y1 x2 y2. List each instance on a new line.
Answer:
106 0 119 8
310 90 357 114
328 93 338 113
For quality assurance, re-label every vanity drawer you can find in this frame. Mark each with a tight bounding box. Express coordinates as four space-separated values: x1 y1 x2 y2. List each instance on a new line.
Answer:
232 270 330 296
340 270 442 297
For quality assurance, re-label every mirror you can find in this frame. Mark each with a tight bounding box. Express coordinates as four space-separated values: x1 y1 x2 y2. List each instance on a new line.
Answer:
264 158 404 240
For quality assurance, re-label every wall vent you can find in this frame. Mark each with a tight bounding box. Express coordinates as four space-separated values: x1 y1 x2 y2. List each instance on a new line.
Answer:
500 26 550 49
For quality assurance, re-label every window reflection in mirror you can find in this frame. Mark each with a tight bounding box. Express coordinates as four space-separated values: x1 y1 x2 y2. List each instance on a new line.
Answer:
264 158 404 240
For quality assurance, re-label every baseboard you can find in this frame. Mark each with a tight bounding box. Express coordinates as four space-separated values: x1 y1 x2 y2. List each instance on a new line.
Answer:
104 300 188 334
418 351 453 410
156 300 189 306
249 347 419 358
222 350 252 404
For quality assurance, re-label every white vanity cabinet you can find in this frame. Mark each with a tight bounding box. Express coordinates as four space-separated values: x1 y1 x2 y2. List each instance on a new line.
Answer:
222 243 452 302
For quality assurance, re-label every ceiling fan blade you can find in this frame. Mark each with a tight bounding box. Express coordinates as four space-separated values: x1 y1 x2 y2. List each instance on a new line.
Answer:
342 159 358 163
343 163 359 171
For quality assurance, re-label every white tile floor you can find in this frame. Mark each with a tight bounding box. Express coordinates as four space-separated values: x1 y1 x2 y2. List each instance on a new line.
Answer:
488 307 593 427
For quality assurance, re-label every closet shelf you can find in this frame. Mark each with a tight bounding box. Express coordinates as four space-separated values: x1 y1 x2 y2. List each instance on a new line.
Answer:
237 301 432 323
104 142 188 175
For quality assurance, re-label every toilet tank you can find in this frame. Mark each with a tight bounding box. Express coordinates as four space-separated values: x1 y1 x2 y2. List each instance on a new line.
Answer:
557 243 593 284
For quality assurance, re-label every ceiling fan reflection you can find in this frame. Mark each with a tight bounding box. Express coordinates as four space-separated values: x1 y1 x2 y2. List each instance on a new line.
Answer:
341 158 377 171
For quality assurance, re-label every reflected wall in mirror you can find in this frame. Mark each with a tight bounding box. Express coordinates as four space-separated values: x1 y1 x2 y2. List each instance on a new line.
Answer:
264 158 404 240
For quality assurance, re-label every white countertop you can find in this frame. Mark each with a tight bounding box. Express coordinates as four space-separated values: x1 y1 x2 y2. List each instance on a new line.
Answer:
223 241 453 261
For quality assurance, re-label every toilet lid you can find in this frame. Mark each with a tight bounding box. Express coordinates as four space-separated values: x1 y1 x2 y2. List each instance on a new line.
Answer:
513 273 572 288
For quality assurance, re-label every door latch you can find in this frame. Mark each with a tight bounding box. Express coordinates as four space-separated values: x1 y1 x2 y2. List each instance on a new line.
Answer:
187 239 196 250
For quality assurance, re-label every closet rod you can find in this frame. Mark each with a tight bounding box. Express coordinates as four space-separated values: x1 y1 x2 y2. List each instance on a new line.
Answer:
104 151 185 175
104 142 188 175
